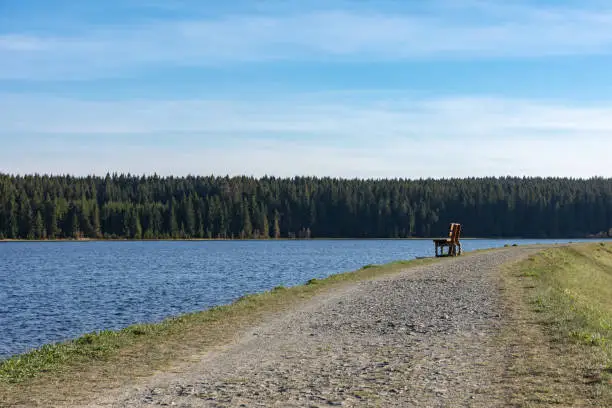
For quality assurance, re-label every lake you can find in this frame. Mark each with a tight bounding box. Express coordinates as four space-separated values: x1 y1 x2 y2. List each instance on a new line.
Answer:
0 238 603 359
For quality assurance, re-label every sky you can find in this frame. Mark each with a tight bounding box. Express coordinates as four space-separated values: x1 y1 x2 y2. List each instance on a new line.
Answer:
1 0 612 179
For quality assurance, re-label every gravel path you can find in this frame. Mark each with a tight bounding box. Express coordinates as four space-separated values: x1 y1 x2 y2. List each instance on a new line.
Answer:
92 247 538 407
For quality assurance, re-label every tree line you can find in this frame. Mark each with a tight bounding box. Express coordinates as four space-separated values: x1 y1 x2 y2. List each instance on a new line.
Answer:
0 173 611 240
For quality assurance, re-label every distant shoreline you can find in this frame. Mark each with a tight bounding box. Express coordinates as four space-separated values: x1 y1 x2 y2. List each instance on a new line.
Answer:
0 237 602 243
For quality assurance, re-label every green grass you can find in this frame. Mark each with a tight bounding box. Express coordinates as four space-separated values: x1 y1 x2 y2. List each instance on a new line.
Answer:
517 243 612 384
0 256 438 388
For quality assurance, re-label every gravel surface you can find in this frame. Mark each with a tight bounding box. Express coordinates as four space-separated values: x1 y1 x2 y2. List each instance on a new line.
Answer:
92 247 538 407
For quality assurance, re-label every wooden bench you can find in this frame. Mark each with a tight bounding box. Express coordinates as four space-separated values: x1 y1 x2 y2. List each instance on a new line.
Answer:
433 223 462 257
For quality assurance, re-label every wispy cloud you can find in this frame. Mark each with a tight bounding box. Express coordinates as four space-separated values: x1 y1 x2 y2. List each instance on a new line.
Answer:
3 2 612 79
1 92 611 178
3 93 612 136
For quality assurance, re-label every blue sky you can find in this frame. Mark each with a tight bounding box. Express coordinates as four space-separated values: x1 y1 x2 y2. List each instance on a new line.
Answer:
1 0 612 178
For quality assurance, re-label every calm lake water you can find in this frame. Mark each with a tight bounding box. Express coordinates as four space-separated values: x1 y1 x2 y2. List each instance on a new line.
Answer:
0 238 604 358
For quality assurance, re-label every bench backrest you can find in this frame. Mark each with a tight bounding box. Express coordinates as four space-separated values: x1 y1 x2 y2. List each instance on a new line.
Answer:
448 223 462 244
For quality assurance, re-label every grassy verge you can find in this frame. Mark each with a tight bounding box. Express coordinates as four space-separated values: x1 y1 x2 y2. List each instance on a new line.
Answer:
0 256 441 407
502 243 612 405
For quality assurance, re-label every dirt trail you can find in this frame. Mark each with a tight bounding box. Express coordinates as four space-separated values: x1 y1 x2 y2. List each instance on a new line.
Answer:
85 247 540 407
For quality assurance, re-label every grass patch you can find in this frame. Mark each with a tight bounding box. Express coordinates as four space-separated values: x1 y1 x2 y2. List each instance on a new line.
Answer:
509 243 612 403
519 245 612 354
361 264 378 269
0 255 442 406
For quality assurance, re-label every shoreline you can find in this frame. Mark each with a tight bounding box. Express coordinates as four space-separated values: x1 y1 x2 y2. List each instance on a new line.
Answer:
2 244 581 407
0 236 601 243
7 243 605 407
0 254 445 386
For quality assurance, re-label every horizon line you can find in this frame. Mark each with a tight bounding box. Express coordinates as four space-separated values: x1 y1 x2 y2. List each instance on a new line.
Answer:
1 172 610 182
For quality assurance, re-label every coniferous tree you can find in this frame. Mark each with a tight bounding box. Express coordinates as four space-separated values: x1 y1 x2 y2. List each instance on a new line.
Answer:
273 210 281 239
182 194 196 237
66 204 80 239
91 203 101 238
33 211 44 239
44 200 58 239
168 201 179 239
149 205 163 237
262 213 270 239
78 199 94 238
241 201 253 239
129 208 142 239
6 194 19 239
19 196 34 239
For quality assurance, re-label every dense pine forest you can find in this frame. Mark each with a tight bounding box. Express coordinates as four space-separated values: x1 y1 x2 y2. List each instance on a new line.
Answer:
0 174 611 240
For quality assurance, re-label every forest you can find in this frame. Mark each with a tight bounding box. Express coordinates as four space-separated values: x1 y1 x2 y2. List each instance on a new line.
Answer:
0 173 611 240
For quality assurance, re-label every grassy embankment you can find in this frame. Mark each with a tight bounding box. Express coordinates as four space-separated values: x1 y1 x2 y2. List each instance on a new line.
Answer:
503 243 612 405
0 255 442 406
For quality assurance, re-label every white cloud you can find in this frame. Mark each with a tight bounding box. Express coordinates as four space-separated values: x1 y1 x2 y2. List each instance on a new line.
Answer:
0 93 611 178
3 3 612 79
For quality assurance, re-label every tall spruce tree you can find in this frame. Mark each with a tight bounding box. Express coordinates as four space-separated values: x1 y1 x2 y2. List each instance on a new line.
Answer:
6 194 19 239
44 200 58 239
273 210 281 239
241 201 253 239
18 196 34 239
168 199 179 238
262 212 270 239
66 204 80 239
33 211 44 239
91 203 101 238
